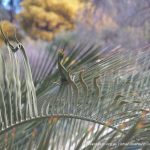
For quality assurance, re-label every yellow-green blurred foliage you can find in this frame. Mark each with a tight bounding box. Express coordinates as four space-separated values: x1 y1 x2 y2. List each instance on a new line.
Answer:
0 20 16 46
17 0 85 40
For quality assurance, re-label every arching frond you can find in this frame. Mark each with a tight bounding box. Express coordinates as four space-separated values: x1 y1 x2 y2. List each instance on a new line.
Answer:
0 26 150 150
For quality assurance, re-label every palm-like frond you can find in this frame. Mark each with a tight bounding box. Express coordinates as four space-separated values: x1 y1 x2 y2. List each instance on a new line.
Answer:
0 26 150 150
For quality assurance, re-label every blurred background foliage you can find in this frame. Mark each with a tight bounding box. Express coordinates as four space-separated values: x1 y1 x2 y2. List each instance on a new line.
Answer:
0 0 149 48
16 0 85 40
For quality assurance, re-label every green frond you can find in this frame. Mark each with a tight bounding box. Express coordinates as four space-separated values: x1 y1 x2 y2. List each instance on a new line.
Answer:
0 27 150 149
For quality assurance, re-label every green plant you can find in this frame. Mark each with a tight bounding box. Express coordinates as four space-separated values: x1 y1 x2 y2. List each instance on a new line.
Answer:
0 25 150 150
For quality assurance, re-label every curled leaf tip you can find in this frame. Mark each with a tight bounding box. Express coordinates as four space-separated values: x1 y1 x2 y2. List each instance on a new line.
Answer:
58 49 65 60
94 76 100 79
80 69 85 74
0 24 19 53
68 68 71 73
58 48 64 53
